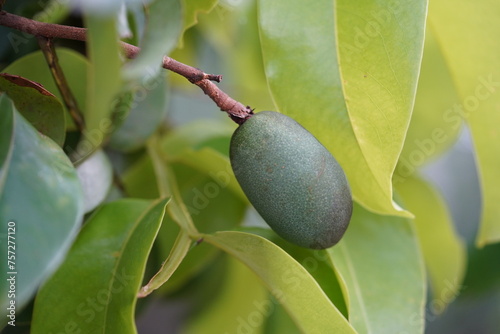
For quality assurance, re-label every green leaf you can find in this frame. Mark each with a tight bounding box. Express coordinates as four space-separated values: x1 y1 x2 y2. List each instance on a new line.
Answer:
0 73 65 146
160 120 246 201
139 231 191 297
180 0 219 46
3 48 90 130
203 231 356 334
241 227 348 318
33 0 70 23
148 139 199 236
122 153 160 199
258 0 427 216
77 14 122 161
31 198 169 334
0 97 84 313
150 162 247 295
76 149 114 213
161 119 236 157
395 28 462 182
0 97 14 192
264 299 301 334
109 72 169 152
396 174 466 311
124 0 182 80
182 255 268 334
428 0 500 247
328 204 425 334
171 162 247 233
174 148 246 202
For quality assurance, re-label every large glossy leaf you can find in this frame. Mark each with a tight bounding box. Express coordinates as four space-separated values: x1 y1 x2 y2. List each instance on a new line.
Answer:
203 231 356 334
258 0 427 216
0 73 65 146
182 256 268 334
3 48 89 130
328 204 425 334
31 198 169 334
395 28 462 183
77 14 122 161
0 97 84 314
396 174 466 311
428 0 500 247
242 227 348 318
124 0 182 80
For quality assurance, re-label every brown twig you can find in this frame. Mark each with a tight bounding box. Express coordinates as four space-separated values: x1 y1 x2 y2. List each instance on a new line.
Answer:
37 36 85 131
0 10 254 124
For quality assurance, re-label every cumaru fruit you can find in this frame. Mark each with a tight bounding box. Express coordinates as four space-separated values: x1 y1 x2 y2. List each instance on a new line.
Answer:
230 111 352 249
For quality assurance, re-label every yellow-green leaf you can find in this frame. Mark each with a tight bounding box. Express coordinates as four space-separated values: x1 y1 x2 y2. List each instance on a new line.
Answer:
204 231 356 334
395 28 462 183
328 204 426 334
259 0 427 216
396 174 466 312
429 0 500 247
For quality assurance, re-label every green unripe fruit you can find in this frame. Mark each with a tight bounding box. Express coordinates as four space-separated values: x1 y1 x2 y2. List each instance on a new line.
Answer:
230 111 352 249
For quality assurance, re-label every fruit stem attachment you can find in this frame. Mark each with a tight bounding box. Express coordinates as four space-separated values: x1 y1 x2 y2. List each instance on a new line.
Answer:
0 10 254 124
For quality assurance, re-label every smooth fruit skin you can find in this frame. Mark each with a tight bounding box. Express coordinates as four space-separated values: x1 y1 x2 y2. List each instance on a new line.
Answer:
230 111 352 249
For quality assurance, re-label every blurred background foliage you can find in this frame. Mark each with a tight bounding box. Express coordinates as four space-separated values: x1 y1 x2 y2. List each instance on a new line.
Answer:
0 0 499 333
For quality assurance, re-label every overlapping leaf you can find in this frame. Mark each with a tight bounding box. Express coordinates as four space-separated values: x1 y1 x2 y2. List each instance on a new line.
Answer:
0 97 84 313
258 0 427 216
31 198 168 334
182 256 268 334
328 204 425 334
0 73 65 146
396 28 462 182
429 0 500 246
396 174 466 311
110 72 170 152
204 231 356 333
77 14 122 161
124 0 182 80
3 48 89 130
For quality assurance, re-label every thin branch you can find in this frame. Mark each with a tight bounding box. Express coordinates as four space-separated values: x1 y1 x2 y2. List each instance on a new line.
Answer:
37 36 85 131
0 10 253 123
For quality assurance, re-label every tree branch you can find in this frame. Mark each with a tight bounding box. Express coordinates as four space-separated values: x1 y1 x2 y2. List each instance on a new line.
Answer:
0 10 253 124
37 36 85 131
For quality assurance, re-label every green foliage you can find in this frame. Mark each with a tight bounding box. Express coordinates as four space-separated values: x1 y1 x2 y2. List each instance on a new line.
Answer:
259 0 426 217
31 198 168 334
203 231 356 333
329 204 425 334
0 97 83 316
0 0 498 333
0 73 65 146
3 48 89 130
428 0 500 247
